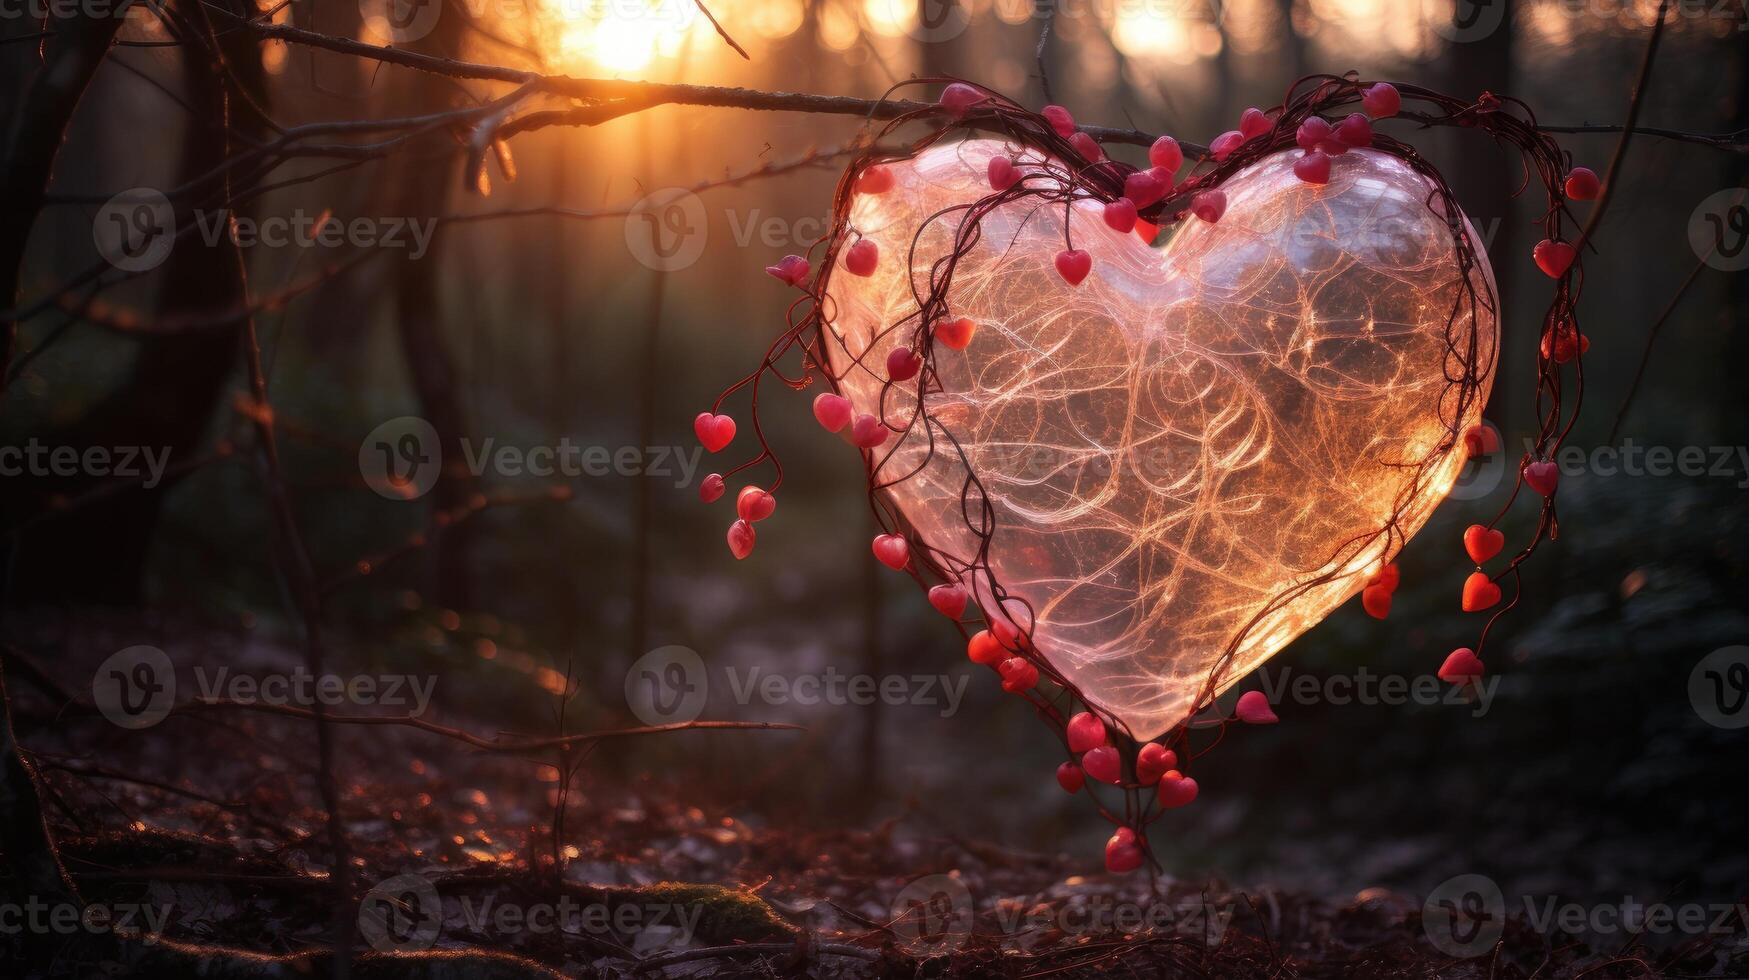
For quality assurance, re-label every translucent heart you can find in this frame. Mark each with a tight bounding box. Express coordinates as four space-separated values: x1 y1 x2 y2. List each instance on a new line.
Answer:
825 142 1497 739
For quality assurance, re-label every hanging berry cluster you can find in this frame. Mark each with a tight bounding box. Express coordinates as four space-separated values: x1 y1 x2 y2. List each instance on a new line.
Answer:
695 74 1593 873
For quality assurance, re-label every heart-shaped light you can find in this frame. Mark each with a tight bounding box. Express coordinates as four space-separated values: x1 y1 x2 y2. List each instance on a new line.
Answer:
824 141 1496 739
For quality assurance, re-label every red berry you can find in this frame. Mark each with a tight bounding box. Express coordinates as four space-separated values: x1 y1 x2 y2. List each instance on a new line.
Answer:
1148 135 1183 173
1209 130 1244 161
1367 562 1401 592
1041 104 1075 138
1239 106 1270 139
1294 150 1331 185
1056 762 1085 793
1461 571 1501 612
1190 190 1226 223
1054 248 1092 286
1135 742 1176 784
1541 323 1590 363
735 485 775 522
1564 166 1600 200
1361 584 1392 619
1081 745 1121 783
1532 239 1575 278
1296 116 1332 151
1104 839 1143 874
1156 771 1198 808
886 347 921 382
726 519 755 560
850 413 888 449
1123 169 1166 208
1523 460 1560 496
1066 711 1107 753
966 630 1005 665
694 412 736 453
1103 198 1138 234
987 155 1020 191
1464 524 1505 564
844 239 879 277
764 254 810 286
856 165 894 195
1235 690 1279 724
939 82 983 118
1463 422 1501 457
1069 131 1104 162
928 583 968 619
935 316 976 351
1335 113 1373 148
871 533 909 570
1362 82 1401 119
812 392 852 433
999 656 1040 693
1438 647 1485 684
698 473 725 503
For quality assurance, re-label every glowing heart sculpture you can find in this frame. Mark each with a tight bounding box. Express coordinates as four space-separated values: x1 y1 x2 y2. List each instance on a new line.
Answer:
823 141 1497 740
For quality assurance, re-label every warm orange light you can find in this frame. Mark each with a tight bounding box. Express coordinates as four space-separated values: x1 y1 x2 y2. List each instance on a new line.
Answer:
824 142 1497 739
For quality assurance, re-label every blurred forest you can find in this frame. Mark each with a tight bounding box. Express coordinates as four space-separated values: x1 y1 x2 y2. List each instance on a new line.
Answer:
2 0 1748 975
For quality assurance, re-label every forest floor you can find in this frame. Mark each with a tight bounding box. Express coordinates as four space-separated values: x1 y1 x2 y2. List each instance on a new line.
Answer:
3 629 1743 980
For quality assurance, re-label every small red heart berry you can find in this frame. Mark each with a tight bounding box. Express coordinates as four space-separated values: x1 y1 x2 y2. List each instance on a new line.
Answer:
694 412 736 453
966 630 1005 665
1564 166 1600 201
1361 584 1392 619
935 316 976 351
764 254 810 286
1104 832 1143 873
1081 745 1121 784
1056 761 1085 794
1069 132 1103 162
1041 104 1075 138
999 656 1040 693
1135 742 1177 785
1296 116 1332 151
939 82 983 118
1464 524 1505 564
1148 135 1183 173
886 347 921 382
856 165 894 195
1294 150 1331 185
1438 647 1485 683
1209 130 1244 161
1103 198 1138 234
698 473 725 503
1055 249 1092 286
927 583 968 619
1190 190 1226 223
1123 169 1166 208
736 485 775 522
1368 562 1401 592
726 519 755 560
1156 771 1198 808
1533 239 1575 278
844 239 879 277
1335 113 1373 148
850 413 889 449
1462 571 1501 612
812 392 852 433
1463 422 1500 457
871 533 909 570
1235 690 1278 725
1523 460 1560 496
1066 711 1107 753
1362 82 1401 119
1239 106 1270 139
987 155 1019 191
